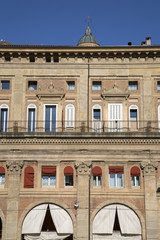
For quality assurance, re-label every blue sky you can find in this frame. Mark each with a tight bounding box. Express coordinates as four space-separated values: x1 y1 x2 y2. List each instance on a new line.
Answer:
1 0 160 46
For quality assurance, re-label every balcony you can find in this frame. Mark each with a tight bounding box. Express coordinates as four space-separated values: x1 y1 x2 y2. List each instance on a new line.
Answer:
0 120 159 133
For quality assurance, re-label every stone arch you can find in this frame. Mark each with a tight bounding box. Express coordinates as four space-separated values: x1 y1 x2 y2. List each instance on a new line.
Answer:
18 200 76 240
0 209 5 240
91 200 145 240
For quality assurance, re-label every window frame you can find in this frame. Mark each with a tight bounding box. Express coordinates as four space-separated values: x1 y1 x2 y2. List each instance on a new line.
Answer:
92 104 102 132
157 81 160 90
27 104 36 132
28 81 37 90
129 105 139 129
67 81 75 90
1 80 10 90
92 81 102 91
65 104 75 128
43 104 58 132
128 81 138 91
131 175 140 187
93 175 102 187
109 173 124 188
0 104 9 132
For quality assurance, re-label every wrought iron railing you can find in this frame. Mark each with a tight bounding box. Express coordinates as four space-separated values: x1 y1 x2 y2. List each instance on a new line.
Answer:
0 120 159 133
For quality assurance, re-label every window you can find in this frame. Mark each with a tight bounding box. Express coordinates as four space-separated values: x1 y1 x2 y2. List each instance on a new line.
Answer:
27 104 36 132
92 81 102 90
67 81 75 90
109 166 124 187
129 105 138 130
0 167 5 186
157 81 160 90
1 80 10 90
28 81 37 90
64 166 73 186
24 166 34 188
65 104 75 128
131 166 140 187
92 105 102 132
92 166 102 187
42 166 56 187
0 104 8 132
128 81 138 90
108 103 122 132
44 105 57 132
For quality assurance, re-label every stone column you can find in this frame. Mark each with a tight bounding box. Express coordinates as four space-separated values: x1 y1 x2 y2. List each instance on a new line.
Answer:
141 161 158 240
75 161 92 240
5 160 23 240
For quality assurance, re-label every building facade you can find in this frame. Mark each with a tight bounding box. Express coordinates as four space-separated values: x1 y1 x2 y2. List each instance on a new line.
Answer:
0 27 160 240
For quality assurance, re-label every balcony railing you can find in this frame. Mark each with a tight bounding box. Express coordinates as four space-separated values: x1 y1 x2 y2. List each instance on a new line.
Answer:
0 120 159 133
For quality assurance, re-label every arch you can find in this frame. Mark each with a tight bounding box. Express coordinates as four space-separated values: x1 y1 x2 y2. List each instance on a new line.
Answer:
0 210 5 240
65 104 75 128
18 200 76 240
129 104 139 129
21 203 74 240
64 166 74 187
24 166 34 188
93 203 142 239
92 104 102 132
0 104 9 132
27 104 37 132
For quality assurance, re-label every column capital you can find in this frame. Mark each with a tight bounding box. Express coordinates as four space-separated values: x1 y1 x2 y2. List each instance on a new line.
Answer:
6 160 24 175
140 161 158 176
74 161 92 175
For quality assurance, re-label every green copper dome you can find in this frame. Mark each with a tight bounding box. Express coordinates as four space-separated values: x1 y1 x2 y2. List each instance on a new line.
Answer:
78 26 99 46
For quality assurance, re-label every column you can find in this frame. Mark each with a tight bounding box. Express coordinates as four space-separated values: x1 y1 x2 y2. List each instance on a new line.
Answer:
5 160 23 240
141 161 158 239
75 161 92 240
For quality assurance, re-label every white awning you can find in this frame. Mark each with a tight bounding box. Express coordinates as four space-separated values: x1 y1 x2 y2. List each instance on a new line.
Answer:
22 204 48 234
49 204 73 234
93 204 141 236
93 205 116 234
117 205 141 235
24 231 70 240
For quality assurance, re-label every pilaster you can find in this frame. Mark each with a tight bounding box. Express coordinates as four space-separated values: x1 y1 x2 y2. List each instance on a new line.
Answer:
5 160 23 240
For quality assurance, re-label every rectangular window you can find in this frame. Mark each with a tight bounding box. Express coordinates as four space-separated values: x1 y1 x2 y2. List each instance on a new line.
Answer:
67 81 75 90
131 176 140 187
128 81 138 90
92 81 102 90
93 176 101 187
28 81 37 90
1 81 10 90
28 109 36 132
64 175 73 186
45 105 56 132
157 81 160 90
42 166 56 187
0 174 5 186
109 167 124 188
1 108 8 132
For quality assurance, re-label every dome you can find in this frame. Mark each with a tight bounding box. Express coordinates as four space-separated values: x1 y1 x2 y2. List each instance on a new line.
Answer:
77 26 99 47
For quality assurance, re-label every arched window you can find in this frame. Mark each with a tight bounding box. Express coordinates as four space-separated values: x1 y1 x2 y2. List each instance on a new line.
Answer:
129 105 139 130
0 104 9 132
27 104 36 132
92 105 102 132
92 166 102 187
65 104 75 128
24 166 34 188
64 166 73 186
0 167 5 186
131 166 140 187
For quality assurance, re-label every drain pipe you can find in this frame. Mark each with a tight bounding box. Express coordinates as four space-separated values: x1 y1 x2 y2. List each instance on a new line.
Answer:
88 164 92 240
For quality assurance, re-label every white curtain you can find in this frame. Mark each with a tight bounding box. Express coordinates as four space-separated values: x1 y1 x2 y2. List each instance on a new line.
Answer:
22 204 48 234
117 205 141 235
24 231 69 240
49 204 73 234
93 231 141 240
93 205 116 234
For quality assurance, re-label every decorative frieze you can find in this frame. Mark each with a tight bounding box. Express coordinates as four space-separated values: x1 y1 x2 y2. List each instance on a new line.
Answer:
74 161 92 175
6 160 24 175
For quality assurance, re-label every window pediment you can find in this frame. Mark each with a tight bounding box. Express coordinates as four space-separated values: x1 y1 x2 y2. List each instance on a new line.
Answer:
101 83 130 100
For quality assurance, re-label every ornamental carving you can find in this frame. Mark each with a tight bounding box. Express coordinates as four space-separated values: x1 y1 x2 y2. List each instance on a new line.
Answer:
101 83 130 101
140 162 158 176
74 161 92 175
6 160 24 175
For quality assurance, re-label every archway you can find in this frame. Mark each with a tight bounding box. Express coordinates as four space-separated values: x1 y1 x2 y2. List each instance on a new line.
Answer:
22 203 73 240
0 218 2 240
93 204 142 239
